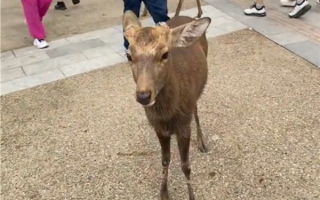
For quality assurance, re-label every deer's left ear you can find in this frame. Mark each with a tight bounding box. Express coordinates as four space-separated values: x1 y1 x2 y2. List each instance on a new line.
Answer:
122 10 142 40
169 17 211 48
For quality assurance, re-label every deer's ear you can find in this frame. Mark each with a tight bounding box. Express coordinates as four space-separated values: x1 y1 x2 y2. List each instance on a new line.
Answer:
169 17 211 48
122 10 142 39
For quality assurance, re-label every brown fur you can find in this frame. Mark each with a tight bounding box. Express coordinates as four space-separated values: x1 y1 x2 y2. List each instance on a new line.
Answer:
123 11 210 200
144 16 208 132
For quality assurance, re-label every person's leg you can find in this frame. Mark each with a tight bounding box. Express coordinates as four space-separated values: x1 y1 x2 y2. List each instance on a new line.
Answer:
22 0 45 39
55 1 67 10
289 0 311 18
123 0 142 50
143 0 170 24
24 0 52 23
280 0 296 7
244 0 266 17
21 0 49 48
39 0 53 21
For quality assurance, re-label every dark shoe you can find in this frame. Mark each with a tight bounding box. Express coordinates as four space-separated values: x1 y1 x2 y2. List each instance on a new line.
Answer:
55 1 67 10
72 0 80 5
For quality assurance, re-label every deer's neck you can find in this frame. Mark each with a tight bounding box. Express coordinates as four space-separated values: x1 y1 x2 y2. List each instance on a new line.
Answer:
158 72 179 104
145 70 179 121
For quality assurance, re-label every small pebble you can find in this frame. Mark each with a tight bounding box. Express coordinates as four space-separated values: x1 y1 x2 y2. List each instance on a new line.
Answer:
211 134 220 141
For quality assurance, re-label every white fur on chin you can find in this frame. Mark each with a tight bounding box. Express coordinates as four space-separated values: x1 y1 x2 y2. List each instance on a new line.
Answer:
143 100 156 107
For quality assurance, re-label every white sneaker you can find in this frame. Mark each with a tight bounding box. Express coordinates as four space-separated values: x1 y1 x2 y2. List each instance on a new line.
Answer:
244 4 267 17
289 0 312 18
33 38 49 49
280 0 296 7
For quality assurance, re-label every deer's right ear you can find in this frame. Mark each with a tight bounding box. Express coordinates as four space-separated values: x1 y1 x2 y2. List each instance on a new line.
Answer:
122 11 142 40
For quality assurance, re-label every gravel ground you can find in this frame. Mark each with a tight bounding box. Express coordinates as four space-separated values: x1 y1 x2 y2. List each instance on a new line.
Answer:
1 29 320 200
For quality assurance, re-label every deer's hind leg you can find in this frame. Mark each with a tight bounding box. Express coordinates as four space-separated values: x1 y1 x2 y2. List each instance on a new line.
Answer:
175 0 184 17
194 105 208 153
141 4 148 17
195 0 203 18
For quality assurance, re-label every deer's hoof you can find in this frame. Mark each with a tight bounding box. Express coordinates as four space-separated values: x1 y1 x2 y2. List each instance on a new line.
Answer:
160 192 169 200
198 143 208 153
160 187 169 200
188 190 196 200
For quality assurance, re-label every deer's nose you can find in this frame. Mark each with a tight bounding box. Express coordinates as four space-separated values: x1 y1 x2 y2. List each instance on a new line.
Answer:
136 91 151 105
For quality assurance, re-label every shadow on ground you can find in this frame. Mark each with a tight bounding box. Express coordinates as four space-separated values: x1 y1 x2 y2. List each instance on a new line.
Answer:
1 29 320 200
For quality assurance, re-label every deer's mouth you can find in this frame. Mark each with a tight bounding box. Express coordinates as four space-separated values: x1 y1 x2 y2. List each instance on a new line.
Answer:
135 89 157 107
142 100 156 107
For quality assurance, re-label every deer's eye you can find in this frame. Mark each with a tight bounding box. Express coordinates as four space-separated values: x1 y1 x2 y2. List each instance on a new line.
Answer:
126 53 132 62
161 52 169 60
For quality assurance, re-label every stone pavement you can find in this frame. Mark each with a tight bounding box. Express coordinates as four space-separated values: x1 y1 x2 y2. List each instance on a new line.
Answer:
207 0 320 64
1 1 319 96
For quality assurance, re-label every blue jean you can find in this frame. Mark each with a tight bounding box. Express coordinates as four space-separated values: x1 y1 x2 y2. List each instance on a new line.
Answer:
123 0 170 50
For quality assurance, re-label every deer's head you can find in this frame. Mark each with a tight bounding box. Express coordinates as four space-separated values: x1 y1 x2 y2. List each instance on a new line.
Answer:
123 11 211 107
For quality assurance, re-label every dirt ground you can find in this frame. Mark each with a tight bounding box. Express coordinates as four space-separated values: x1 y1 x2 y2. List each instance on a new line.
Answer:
1 29 320 200
0 0 206 52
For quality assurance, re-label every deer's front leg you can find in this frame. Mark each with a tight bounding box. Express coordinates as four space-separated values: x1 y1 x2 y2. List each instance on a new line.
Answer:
142 6 148 17
156 131 171 200
177 125 195 200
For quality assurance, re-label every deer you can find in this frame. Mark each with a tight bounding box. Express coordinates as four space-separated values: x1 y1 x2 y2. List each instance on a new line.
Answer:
141 0 203 19
122 6 211 200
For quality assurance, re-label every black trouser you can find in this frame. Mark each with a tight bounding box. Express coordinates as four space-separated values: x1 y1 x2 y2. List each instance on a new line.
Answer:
123 0 170 50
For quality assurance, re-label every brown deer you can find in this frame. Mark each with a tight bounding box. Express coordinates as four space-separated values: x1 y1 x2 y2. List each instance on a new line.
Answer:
142 0 203 18
122 8 211 200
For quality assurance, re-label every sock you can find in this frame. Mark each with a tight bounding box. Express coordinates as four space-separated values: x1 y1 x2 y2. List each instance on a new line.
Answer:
255 4 264 9
296 0 304 4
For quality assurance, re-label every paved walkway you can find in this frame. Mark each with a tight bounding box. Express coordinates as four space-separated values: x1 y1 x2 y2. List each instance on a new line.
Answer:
1 1 319 96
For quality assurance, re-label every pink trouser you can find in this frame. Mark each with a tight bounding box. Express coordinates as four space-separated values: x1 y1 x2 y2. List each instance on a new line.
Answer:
21 0 52 39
